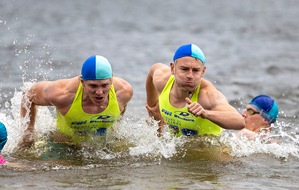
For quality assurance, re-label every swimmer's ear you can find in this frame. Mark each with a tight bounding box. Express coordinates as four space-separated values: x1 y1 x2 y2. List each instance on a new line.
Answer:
170 62 175 75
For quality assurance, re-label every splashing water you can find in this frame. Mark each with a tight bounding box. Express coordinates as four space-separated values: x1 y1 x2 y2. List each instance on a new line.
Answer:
1 82 56 154
1 85 299 171
220 121 299 160
112 117 185 159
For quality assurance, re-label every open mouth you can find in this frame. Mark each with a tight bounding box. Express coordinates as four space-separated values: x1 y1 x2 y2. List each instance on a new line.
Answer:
95 96 104 102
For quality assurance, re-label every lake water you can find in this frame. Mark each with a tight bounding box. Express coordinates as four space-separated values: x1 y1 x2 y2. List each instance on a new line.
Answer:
1 0 299 189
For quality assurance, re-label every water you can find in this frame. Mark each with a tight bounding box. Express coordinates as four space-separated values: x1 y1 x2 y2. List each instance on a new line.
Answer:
1 0 299 189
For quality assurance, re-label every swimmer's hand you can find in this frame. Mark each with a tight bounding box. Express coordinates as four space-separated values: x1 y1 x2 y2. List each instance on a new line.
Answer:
236 128 257 140
145 102 161 121
145 102 165 136
185 98 207 118
17 129 35 149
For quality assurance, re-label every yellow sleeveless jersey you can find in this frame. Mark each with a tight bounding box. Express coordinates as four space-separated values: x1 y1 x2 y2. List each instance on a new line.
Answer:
56 82 120 143
159 75 222 137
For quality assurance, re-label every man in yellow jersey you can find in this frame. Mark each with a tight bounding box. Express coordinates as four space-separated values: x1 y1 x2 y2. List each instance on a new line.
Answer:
145 44 244 136
18 55 133 148
237 95 279 141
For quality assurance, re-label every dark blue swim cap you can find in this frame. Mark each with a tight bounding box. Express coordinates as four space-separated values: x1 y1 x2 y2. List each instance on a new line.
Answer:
249 95 279 124
173 44 206 65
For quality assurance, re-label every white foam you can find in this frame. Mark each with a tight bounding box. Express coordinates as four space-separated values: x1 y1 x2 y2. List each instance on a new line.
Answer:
1 87 299 162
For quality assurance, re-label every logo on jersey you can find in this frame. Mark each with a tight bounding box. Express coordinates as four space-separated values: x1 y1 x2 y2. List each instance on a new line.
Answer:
174 111 194 122
90 115 115 123
162 108 172 116
70 115 116 130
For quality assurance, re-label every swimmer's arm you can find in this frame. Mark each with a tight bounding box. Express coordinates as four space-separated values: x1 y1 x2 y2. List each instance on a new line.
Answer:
146 63 170 106
186 81 244 130
21 77 78 122
146 65 159 107
145 63 170 133
202 91 244 130
19 81 54 148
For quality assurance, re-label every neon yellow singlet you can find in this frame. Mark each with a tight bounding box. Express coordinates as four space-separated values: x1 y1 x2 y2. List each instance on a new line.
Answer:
159 75 222 137
56 82 120 143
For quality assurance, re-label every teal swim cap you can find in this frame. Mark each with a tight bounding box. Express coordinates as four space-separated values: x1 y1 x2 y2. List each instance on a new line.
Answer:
81 55 112 80
249 95 279 124
0 122 7 151
173 44 206 65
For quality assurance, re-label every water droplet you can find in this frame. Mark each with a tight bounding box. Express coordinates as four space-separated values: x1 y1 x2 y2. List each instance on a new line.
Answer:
4 101 11 108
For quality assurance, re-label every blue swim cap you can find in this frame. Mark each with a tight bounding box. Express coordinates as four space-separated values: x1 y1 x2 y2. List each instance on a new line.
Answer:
81 55 112 80
173 44 206 65
249 95 279 124
0 122 7 151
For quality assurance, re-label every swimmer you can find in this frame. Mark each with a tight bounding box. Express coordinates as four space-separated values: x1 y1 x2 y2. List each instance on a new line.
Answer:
18 55 133 148
237 95 279 141
145 43 244 137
